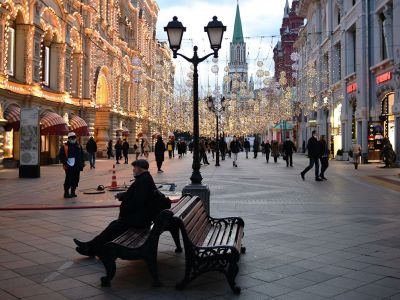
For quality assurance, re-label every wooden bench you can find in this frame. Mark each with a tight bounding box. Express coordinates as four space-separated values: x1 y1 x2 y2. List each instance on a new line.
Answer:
100 209 182 287
171 195 245 294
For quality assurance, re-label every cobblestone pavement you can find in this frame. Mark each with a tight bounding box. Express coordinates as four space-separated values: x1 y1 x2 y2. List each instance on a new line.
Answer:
0 152 400 299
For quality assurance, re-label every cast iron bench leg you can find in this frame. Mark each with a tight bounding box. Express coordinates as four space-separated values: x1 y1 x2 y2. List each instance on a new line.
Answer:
101 256 116 287
226 262 241 294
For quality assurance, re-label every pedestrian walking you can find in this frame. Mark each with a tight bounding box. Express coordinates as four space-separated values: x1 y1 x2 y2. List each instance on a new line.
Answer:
107 140 113 159
230 136 241 167
122 138 129 164
244 139 250 159
177 139 185 159
171 139 176 158
199 139 210 165
319 135 329 180
301 130 323 181
261 141 265 156
264 140 271 163
140 138 145 156
220 139 226 160
167 139 174 159
115 138 123 164
59 132 85 198
154 136 166 173
271 140 279 163
189 140 194 153
143 139 150 158
210 140 217 160
253 139 259 159
283 137 296 167
352 142 361 170
86 136 97 169
134 139 141 160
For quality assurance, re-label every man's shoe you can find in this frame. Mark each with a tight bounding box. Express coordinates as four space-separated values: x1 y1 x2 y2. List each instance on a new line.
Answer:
73 239 94 257
71 189 77 197
321 176 328 180
300 172 305 180
315 177 323 181
64 192 72 198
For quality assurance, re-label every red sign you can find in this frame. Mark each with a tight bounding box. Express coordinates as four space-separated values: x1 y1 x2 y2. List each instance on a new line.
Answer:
376 72 392 84
347 83 357 94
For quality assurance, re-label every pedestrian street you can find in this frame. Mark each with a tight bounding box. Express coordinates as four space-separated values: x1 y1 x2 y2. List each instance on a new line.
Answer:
0 153 400 299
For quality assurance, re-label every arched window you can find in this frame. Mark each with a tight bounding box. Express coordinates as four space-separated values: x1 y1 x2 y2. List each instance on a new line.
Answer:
7 20 16 77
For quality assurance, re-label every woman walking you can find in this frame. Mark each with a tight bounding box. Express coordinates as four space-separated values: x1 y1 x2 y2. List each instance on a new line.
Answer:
143 139 150 158
271 140 279 163
154 136 166 173
264 140 271 163
134 139 141 160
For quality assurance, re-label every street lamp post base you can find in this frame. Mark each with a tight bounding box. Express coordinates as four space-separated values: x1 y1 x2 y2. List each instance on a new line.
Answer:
182 183 211 214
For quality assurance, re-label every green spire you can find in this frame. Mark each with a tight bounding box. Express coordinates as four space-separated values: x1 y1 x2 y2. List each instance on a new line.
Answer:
232 3 244 43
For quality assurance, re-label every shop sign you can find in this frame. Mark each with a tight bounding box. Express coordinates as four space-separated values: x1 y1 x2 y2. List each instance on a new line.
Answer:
19 108 39 165
376 72 392 85
346 83 357 94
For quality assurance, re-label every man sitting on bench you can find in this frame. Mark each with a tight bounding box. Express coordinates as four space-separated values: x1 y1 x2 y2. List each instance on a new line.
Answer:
74 159 157 257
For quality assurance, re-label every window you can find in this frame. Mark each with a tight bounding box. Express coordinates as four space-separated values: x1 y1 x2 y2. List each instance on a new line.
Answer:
7 26 15 76
43 45 50 86
380 13 387 60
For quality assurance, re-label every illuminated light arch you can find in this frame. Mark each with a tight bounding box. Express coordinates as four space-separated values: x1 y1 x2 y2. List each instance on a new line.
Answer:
96 66 111 106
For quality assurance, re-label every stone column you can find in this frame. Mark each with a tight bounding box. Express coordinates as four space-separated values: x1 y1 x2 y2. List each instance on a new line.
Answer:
95 111 110 156
50 42 65 91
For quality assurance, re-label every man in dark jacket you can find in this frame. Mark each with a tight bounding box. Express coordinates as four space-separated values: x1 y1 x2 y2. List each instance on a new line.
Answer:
253 139 259 159
73 159 157 257
86 136 97 169
220 139 227 160
283 137 296 167
301 130 322 181
115 138 122 164
122 139 129 164
230 136 241 167
154 136 166 172
59 132 85 198
243 139 250 159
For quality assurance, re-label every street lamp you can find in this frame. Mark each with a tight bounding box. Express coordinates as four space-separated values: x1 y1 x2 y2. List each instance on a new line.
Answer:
164 16 226 212
207 96 225 167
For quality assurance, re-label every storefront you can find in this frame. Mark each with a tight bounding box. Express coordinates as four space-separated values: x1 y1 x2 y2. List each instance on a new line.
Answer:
369 70 396 162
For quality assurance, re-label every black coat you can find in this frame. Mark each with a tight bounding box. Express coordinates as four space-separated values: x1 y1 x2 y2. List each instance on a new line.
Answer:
307 136 320 158
230 141 241 153
154 140 166 162
244 140 250 149
86 139 97 153
253 141 259 152
118 171 157 228
264 143 271 153
122 141 129 154
283 140 296 155
115 142 122 155
59 142 84 171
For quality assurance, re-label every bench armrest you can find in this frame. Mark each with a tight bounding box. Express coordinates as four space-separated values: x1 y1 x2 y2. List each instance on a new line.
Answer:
208 216 245 227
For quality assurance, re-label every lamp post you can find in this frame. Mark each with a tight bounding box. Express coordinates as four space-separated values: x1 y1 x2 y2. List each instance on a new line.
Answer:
207 96 226 166
164 16 226 213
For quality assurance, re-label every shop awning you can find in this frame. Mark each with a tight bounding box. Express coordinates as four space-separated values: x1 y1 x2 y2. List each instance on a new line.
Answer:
273 122 293 130
40 111 69 135
4 104 21 131
69 114 89 136
117 127 130 136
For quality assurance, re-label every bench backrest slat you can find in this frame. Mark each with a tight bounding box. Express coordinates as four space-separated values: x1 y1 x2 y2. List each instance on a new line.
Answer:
184 203 208 243
171 195 192 215
210 223 227 247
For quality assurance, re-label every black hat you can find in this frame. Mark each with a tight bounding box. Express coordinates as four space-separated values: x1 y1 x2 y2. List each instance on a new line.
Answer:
131 159 149 170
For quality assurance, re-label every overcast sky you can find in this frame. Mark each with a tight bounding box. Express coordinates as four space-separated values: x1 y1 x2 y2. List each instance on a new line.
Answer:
155 0 288 96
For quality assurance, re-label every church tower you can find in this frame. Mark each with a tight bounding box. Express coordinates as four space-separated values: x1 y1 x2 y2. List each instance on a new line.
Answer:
227 3 248 94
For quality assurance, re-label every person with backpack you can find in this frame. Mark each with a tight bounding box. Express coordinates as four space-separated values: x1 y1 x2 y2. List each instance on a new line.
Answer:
59 132 85 198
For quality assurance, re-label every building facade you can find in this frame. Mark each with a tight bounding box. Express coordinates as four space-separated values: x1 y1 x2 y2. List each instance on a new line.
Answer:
295 0 399 162
273 0 304 87
0 0 174 166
